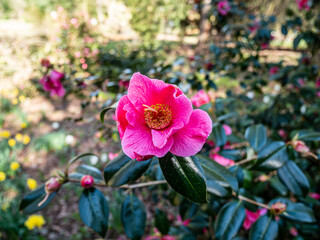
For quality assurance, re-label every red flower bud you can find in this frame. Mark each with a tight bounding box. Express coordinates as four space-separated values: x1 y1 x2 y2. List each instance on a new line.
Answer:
81 175 94 188
270 202 286 215
45 177 62 193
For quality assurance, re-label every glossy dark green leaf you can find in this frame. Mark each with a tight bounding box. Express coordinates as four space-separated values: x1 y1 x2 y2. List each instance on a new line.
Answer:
212 123 227 146
278 160 309 197
293 34 303 50
79 188 109 237
197 154 238 193
255 141 288 170
100 101 118 123
245 124 267 152
121 195 146 240
281 25 288 35
104 152 131 183
159 153 207 203
69 164 103 183
20 185 56 214
207 180 231 197
155 209 170 235
249 215 278 240
295 129 320 141
109 158 152 187
270 176 288 196
214 201 246 240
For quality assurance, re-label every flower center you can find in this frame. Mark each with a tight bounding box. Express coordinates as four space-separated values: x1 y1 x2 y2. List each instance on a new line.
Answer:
144 104 172 130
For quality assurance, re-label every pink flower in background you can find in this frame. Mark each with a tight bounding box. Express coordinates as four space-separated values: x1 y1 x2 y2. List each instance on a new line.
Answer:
249 20 260 33
289 227 298 237
297 78 306 87
261 43 269 49
40 70 65 97
309 192 320 200
223 124 232 135
217 1 231 16
316 77 320 88
296 0 310 10
243 208 267 230
115 73 212 160
41 58 51 68
108 152 119 161
269 66 279 75
210 153 235 166
177 215 191 226
317 91 320 98
119 80 130 89
70 18 78 25
191 90 210 107
278 129 287 140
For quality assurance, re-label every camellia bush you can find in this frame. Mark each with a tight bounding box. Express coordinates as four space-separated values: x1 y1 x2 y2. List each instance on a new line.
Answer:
19 0 320 240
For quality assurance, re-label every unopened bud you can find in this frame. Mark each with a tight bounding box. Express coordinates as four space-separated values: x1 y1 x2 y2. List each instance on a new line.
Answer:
270 202 286 215
292 140 309 153
81 175 94 188
45 177 62 193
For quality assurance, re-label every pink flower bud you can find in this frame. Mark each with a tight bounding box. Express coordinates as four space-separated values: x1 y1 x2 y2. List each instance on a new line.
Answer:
292 140 310 153
81 175 94 188
45 177 62 193
270 202 286 215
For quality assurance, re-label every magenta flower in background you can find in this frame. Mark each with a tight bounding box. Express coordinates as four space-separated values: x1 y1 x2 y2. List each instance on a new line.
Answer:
223 124 232 135
210 153 235 166
191 89 210 107
177 215 191 226
261 43 269 49
316 77 320 88
296 0 310 10
40 70 66 97
269 66 279 75
309 192 320 200
249 20 260 33
243 208 267 230
317 91 320 98
115 73 212 160
108 152 119 161
217 1 231 15
297 78 306 87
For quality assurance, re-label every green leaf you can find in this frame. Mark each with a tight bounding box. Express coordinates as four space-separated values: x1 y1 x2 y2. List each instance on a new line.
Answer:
278 160 309 197
69 164 103 183
245 124 267 152
281 25 288 35
121 194 146 240
249 215 278 240
212 123 227 147
155 209 170 235
100 101 118 123
159 153 207 203
207 180 231 197
255 141 288 170
214 201 246 240
197 154 238 193
67 153 98 169
294 129 320 141
79 188 109 237
110 158 152 187
270 176 288 196
104 152 131 183
293 34 303 50
20 186 56 214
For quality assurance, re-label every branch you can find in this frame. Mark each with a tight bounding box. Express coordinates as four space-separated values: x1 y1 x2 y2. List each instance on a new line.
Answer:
236 193 270 210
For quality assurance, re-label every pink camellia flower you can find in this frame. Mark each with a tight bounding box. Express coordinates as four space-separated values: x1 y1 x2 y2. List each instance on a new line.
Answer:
217 1 231 16
119 80 130 89
269 66 279 75
115 73 212 160
191 90 210 108
210 153 235 166
40 70 66 97
292 140 309 153
222 124 232 135
108 152 119 161
249 20 260 33
289 227 298 237
296 0 310 10
317 91 320 98
177 215 191 226
278 129 287 140
81 175 94 188
309 192 320 200
243 208 267 230
41 58 51 68
297 78 306 87
316 77 320 88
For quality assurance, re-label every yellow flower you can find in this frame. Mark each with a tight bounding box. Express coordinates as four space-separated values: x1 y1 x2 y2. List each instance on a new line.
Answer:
12 88 19 97
19 95 26 102
22 135 30 145
0 130 11 138
24 215 46 230
21 123 27 128
8 138 16 147
15 133 23 142
1 202 9 211
0 172 6 181
11 98 18 105
27 178 37 190
10 162 20 171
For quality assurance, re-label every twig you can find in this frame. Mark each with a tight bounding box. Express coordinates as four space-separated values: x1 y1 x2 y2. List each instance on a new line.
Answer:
227 156 257 168
236 193 270 210
119 180 167 189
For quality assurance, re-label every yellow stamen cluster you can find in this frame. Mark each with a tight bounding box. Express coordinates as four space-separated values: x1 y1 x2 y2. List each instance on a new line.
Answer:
144 104 172 130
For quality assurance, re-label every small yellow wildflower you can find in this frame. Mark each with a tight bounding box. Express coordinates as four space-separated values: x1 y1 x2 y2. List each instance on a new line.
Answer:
12 88 19 97
15 133 23 142
10 162 20 171
22 135 30 145
1 202 9 211
19 95 26 102
0 130 11 138
24 215 46 230
21 123 27 128
8 138 16 147
27 178 37 190
0 172 6 181
11 98 18 105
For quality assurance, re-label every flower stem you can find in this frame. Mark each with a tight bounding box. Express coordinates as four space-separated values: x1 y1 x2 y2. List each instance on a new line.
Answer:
233 156 257 166
236 193 270 210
